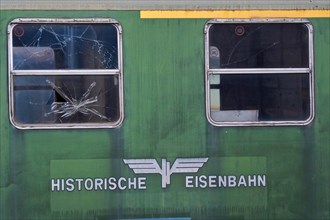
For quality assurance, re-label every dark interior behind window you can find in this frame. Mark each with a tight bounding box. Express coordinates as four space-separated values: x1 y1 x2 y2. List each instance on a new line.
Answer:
212 74 310 121
209 23 309 69
206 20 313 125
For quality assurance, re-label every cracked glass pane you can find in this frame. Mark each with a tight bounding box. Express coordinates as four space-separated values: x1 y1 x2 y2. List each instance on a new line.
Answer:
209 23 309 69
10 21 122 127
13 75 120 124
12 23 118 69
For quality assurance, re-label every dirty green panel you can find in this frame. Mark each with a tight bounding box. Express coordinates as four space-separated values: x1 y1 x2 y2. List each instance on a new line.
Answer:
123 18 206 157
49 157 267 219
0 10 131 220
0 10 329 220
309 18 330 219
0 11 11 220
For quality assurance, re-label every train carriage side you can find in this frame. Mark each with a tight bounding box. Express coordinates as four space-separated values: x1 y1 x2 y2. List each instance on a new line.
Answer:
0 2 329 220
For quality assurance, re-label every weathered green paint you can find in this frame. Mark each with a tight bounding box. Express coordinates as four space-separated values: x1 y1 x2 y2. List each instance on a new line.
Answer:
0 10 329 220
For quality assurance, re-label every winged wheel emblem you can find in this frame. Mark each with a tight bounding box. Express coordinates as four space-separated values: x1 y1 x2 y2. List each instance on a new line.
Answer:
123 158 208 188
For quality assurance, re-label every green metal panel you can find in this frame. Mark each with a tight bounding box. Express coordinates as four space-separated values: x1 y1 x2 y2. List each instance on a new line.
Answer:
0 10 329 220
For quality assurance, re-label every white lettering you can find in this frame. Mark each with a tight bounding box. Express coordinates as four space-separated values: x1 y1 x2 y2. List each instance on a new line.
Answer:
208 176 217 188
94 178 103 190
51 179 61 192
199 175 208 188
138 177 147 189
237 176 247 187
61 179 65 191
128 177 136 189
84 178 94 191
104 178 108 190
228 176 236 187
248 175 257 186
218 176 226 187
76 178 83 191
66 178 75 192
118 177 127 190
51 174 266 192
108 177 117 190
258 175 266 187
185 176 194 188
184 175 266 189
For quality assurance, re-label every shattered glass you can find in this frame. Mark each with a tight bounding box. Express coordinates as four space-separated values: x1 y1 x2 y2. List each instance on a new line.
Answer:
12 24 118 69
14 75 120 124
11 23 121 126
14 76 119 124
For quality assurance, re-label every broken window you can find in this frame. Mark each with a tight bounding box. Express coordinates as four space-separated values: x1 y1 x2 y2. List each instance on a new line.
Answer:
9 19 123 129
205 19 314 126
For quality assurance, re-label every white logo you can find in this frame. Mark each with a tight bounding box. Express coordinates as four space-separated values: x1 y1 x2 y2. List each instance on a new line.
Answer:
123 158 208 188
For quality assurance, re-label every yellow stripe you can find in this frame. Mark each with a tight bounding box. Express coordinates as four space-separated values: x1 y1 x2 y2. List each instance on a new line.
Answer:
140 10 330 19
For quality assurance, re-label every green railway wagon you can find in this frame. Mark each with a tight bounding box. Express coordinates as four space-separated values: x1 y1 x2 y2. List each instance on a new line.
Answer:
0 1 329 219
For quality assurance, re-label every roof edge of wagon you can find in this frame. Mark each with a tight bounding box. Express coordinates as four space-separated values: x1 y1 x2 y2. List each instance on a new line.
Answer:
1 0 330 11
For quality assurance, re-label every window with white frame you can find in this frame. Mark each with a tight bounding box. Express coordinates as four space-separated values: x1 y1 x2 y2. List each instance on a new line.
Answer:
8 18 124 129
205 19 314 126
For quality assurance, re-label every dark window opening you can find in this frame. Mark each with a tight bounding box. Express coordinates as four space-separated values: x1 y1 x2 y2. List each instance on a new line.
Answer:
206 20 313 126
209 23 309 69
211 74 310 121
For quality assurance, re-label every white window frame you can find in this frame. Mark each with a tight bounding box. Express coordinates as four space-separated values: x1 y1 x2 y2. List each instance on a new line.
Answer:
8 18 124 129
204 19 314 126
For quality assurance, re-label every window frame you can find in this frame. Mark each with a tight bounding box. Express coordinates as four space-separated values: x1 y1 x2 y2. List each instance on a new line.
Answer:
8 18 124 129
204 18 314 127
